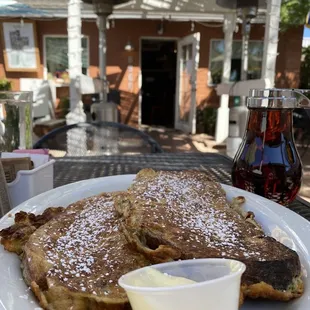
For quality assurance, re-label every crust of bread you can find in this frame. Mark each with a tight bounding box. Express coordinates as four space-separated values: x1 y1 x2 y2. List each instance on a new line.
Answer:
242 275 304 301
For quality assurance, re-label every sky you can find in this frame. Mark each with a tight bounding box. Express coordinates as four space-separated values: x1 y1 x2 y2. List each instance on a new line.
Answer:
304 27 310 38
0 1 17 6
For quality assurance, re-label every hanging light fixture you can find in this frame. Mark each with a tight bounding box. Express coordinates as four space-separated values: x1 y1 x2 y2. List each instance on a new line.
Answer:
157 19 164 35
191 21 195 32
124 39 134 52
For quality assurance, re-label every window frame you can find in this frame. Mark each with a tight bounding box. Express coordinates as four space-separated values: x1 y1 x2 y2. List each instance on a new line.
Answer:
43 34 90 79
208 38 264 87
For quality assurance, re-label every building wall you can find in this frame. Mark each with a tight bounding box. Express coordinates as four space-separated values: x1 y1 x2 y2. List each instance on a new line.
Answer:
0 18 304 127
276 27 304 89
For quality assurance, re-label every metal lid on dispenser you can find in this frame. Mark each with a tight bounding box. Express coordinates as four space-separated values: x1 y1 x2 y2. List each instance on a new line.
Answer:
247 88 310 109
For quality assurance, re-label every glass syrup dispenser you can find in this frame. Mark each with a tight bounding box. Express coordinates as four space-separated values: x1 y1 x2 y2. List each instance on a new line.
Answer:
232 88 310 206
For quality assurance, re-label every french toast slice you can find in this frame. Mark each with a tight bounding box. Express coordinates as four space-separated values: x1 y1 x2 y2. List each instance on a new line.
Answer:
0 207 64 255
115 169 304 301
21 193 150 310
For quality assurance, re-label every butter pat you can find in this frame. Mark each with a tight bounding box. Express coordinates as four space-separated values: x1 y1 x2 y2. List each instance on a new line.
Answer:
119 259 245 310
129 267 196 288
125 268 197 310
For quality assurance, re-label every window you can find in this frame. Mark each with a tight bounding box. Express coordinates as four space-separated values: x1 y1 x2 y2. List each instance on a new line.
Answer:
45 36 89 78
209 40 264 85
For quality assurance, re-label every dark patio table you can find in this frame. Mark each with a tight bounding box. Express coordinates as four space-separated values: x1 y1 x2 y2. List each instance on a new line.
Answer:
54 152 310 221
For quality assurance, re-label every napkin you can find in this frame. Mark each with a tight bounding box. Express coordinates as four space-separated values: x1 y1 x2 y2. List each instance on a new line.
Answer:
13 149 49 155
1 152 49 168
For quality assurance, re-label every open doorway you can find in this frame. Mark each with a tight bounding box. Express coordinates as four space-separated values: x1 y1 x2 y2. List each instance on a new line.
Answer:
141 39 177 127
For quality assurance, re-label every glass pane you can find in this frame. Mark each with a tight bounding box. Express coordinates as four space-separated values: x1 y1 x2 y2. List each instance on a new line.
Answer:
209 40 224 84
232 41 242 59
248 41 264 79
188 43 193 60
45 37 88 78
181 45 187 71
209 40 263 84
210 40 224 61
210 61 223 85
81 38 88 75
179 44 193 122
182 45 187 60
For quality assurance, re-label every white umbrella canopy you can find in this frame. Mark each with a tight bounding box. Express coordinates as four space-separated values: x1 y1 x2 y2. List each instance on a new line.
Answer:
111 0 267 20
115 0 231 13
81 0 235 21
112 0 233 20
82 0 232 13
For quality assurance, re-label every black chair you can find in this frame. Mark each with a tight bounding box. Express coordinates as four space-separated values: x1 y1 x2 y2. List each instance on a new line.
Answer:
33 122 163 156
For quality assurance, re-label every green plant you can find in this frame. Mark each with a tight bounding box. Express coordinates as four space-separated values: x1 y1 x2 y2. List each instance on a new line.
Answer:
58 97 70 118
0 79 11 91
0 79 12 91
281 0 310 31
203 107 217 136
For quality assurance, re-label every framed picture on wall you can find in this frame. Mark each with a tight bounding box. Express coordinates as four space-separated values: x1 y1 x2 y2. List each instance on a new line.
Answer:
1 21 40 72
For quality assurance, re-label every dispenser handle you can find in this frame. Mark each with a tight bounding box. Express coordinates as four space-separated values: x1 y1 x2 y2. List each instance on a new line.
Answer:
292 89 310 108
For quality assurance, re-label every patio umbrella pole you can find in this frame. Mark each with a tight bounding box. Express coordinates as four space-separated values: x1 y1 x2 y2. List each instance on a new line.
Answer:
97 14 108 104
234 7 258 141
84 0 131 122
240 18 250 85
238 7 255 109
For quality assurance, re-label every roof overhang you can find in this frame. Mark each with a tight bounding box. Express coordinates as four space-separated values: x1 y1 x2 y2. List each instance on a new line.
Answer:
8 9 266 24
9 0 266 23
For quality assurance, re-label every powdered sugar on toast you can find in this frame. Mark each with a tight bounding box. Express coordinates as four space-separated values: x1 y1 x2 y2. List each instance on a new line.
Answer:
127 170 267 260
26 194 148 297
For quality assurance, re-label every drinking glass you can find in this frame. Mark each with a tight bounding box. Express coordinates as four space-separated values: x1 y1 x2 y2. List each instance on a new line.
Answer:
0 91 33 152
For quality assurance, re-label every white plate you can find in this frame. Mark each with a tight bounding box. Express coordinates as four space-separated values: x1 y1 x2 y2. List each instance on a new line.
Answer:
0 175 309 310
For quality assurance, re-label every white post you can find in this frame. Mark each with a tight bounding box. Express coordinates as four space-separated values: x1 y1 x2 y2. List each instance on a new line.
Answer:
66 0 86 124
66 0 86 156
215 13 236 143
261 0 282 86
236 18 251 140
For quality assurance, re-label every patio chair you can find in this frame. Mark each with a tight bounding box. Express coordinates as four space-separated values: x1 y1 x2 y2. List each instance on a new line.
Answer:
33 121 164 156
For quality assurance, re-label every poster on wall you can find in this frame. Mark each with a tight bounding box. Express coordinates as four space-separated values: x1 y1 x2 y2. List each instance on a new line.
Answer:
1 21 39 71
